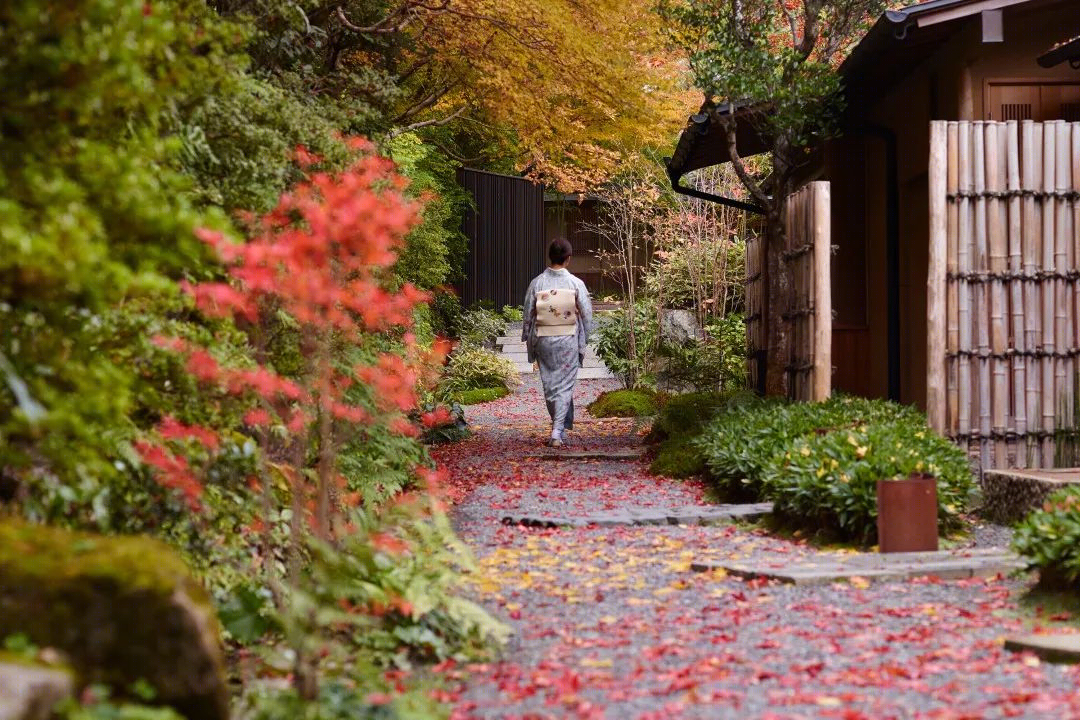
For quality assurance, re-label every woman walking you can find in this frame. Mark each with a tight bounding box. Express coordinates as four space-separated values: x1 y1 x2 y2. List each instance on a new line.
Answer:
522 238 593 447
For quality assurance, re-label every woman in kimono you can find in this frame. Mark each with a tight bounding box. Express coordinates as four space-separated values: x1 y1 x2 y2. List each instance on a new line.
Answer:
522 238 593 447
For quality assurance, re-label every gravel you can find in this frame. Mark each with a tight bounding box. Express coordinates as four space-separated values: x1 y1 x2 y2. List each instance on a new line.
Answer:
443 380 1080 720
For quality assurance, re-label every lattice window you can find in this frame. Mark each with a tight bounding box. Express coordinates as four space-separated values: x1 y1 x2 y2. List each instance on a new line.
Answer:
1000 103 1033 121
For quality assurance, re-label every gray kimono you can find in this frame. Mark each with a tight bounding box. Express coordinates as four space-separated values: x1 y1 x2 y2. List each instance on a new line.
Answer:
522 268 593 439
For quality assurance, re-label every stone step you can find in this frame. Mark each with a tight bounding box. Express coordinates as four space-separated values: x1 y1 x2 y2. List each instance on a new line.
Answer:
503 354 606 369
577 367 614 379
1004 633 1080 664
691 547 1026 585
502 503 774 528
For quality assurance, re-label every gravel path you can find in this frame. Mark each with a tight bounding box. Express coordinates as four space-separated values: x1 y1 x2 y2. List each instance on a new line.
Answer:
437 379 1080 720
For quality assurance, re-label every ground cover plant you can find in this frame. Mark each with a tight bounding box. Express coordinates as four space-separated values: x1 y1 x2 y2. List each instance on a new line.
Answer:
647 390 761 478
1013 486 1080 589
457 309 507 349
687 396 973 541
587 389 661 418
438 345 519 397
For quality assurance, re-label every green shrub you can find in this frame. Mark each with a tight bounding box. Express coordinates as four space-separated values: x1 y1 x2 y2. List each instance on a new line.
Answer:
458 309 507 348
430 289 463 339
593 303 660 389
587 389 660 418
501 305 524 323
657 313 748 393
652 390 760 439
452 387 510 405
695 395 920 499
761 419 973 544
649 435 707 478
1013 487 1080 589
439 346 519 394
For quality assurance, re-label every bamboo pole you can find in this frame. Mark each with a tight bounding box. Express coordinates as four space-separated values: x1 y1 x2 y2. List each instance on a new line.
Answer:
947 122 960 435
958 122 973 445
1006 120 1026 466
974 122 992 468
987 123 1009 466
1042 122 1057 463
928 122 949 434
1023 122 1043 466
1054 121 1072 449
813 182 832 402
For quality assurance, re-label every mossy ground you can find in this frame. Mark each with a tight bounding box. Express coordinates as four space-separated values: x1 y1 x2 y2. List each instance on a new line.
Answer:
452 387 510 405
587 389 660 418
648 435 706 479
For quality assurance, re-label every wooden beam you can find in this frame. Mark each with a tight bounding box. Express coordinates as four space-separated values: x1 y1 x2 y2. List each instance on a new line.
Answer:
916 0 1029 28
928 122 949 433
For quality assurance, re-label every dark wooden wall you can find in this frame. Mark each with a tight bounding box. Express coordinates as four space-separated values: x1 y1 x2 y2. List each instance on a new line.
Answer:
459 168 547 308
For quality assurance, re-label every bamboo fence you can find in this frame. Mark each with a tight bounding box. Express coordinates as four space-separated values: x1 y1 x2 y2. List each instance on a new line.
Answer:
928 120 1080 469
782 181 833 402
746 230 764 394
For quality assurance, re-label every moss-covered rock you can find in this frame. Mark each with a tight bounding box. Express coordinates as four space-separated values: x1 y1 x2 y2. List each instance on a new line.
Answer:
587 389 660 418
0 521 228 720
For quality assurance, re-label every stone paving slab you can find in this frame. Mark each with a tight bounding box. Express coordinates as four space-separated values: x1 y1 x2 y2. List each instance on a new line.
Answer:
1004 633 1080 663
502 502 775 528
690 547 1027 585
525 448 646 461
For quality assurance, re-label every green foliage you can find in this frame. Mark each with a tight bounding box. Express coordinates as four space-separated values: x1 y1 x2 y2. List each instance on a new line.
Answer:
593 304 661 389
652 390 760 439
587 389 660 418
1013 487 1080 589
388 133 466 289
429 290 464 340
57 686 186 720
235 681 443 720
501 305 524 323
695 395 919 498
439 347 519 395
649 435 707 479
762 419 973 544
452 387 510 405
0 0 236 495
457 309 507 348
658 313 748 392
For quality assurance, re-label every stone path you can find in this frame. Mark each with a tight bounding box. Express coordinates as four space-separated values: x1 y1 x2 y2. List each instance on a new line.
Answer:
691 547 1026 585
435 376 1080 719
502 503 774 528
497 321 615 379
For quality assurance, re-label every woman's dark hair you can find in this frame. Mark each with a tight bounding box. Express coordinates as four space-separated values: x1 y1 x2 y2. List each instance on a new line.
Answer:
548 238 573 265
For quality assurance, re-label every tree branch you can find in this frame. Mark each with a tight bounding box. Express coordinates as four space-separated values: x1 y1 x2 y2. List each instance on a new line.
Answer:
388 105 468 138
717 113 771 209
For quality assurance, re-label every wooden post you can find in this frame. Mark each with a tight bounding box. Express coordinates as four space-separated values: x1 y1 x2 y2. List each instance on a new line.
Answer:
813 182 832 402
928 121 949 434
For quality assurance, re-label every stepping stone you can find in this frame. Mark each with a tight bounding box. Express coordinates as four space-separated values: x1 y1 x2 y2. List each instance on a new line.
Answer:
525 449 645 461
1004 633 1080 663
502 503 774 528
577 367 614 379
498 342 528 352
690 547 1026 585
502 351 530 362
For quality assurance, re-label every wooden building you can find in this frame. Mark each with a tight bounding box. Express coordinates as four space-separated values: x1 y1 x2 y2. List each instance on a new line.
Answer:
667 0 1080 468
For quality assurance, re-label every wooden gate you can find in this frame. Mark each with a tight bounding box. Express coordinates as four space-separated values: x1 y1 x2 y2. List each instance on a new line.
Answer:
928 120 1080 468
747 181 832 401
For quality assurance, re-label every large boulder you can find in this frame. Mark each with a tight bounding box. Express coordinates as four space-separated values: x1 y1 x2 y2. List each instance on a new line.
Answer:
0 656 74 720
659 309 703 346
0 521 228 720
